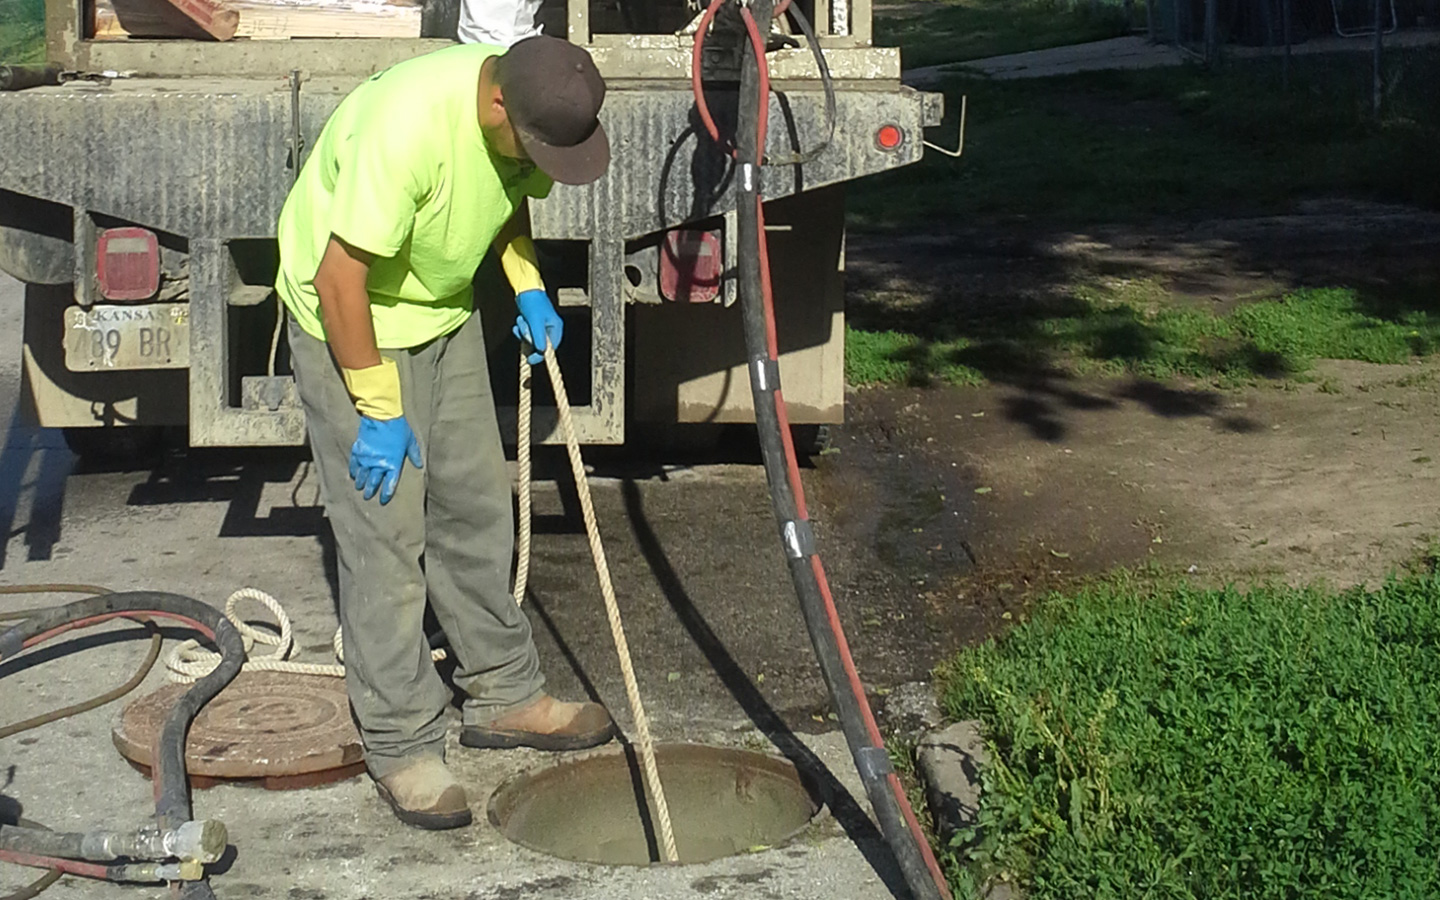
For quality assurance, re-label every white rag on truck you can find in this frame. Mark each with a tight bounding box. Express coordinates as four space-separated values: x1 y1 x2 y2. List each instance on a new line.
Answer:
458 0 543 47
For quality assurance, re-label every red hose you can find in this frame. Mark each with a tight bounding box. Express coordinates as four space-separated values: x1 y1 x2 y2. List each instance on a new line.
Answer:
0 849 109 880
692 6 951 893
691 0 728 148
21 611 215 652
734 7 952 895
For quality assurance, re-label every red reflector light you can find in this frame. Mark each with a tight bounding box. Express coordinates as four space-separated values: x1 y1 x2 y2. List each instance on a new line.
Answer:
660 228 723 303
97 227 160 301
876 124 904 151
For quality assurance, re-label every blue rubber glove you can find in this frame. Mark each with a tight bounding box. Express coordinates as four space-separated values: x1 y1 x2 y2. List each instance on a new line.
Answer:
513 288 563 365
349 415 423 505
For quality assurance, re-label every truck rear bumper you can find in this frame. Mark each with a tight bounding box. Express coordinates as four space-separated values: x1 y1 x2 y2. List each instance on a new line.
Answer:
0 78 942 446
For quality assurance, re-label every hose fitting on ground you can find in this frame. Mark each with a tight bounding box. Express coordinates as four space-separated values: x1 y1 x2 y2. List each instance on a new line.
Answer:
168 820 228 864
2 820 226 864
108 860 205 883
82 820 227 864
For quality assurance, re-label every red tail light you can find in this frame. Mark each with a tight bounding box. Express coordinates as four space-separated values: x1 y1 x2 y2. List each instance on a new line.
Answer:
97 227 160 301
660 228 723 304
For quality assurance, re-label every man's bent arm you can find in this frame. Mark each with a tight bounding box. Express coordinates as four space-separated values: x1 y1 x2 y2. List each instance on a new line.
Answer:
494 201 545 295
314 235 404 420
495 201 562 364
314 235 381 371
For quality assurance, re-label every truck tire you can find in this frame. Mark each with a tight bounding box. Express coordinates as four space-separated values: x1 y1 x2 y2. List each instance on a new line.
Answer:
627 422 734 457
791 424 833 457
640 424 832 457
62 426 167 464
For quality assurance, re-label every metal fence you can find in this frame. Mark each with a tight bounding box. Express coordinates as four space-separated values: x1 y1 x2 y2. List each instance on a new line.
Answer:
1147 0 1433 55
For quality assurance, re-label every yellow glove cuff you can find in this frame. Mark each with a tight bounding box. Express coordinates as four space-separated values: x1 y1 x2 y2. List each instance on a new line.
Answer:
341 357 403 420
500 234 546 295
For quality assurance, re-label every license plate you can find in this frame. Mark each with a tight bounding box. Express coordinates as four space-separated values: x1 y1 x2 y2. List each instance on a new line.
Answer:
64 303 190 372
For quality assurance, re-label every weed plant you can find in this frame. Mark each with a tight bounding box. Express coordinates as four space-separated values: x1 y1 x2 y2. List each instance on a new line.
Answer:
0 0 43 63
938 571 1440 899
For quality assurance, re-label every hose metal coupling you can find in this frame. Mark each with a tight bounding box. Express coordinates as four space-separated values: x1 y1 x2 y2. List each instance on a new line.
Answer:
168 819 228 864
78 820 227 864
110 859 206 882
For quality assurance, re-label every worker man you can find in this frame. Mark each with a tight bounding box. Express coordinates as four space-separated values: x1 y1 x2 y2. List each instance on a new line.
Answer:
275 36 617 831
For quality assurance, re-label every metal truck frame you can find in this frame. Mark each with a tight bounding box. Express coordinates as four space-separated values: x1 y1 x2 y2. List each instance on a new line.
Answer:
0 0 941 450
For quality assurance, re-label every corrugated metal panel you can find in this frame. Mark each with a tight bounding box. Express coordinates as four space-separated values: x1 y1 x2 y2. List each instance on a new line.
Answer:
0 80 927 241
0 85 291 237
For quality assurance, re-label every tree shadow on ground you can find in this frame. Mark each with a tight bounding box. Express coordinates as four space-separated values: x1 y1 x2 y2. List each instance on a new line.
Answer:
845 213 1440 441
617 479 910 897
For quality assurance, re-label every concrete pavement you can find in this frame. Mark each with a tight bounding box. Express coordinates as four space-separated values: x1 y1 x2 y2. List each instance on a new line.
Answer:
0 273 939 900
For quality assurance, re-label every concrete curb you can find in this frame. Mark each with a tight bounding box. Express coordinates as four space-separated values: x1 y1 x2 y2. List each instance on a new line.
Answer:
915 720 1020 900
916 720 987 841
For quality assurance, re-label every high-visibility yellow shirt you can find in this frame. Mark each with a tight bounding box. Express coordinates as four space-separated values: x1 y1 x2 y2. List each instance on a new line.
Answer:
276 43 552 349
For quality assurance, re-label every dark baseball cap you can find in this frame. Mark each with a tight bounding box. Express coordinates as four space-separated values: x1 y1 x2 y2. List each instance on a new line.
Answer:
494 36 610 186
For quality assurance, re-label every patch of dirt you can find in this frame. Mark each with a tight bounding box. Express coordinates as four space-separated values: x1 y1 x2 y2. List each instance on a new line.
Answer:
814 206 1440 657
816 362 1440 650
848 201 1440 321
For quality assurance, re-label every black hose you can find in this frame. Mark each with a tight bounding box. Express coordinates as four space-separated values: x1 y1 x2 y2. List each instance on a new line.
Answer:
731 11 950 900
0 828 84 861
0 821 61 900
0 591 243 900
767 3 836 167
0 65 62 92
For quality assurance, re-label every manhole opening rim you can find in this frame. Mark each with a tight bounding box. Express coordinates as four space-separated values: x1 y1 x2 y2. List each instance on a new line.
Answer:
486 741 830 868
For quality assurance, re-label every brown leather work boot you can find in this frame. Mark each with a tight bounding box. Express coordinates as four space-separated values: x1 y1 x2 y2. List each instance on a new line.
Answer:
460 694 618 752
374 757 472 830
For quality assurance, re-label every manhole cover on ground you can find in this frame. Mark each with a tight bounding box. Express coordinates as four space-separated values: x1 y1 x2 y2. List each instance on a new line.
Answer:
488 743 823 865
113 671 364 790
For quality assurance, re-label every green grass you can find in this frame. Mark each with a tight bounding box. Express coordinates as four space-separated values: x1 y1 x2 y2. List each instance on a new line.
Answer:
937 568 1440 899
846 283 1440 387
849 50 1440 230
0 0 44 64
877 0 1132 70
845 326 988 387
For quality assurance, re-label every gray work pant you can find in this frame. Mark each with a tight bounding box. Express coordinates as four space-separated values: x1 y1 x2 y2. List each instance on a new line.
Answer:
288 312 544 778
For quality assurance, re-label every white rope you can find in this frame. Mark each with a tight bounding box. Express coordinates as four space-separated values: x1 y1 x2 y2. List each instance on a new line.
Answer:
523 341 680 863
514 353 534 606
165 588 446 683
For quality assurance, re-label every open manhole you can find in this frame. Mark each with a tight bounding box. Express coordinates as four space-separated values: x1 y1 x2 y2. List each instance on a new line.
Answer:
488 743 824 865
